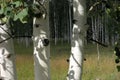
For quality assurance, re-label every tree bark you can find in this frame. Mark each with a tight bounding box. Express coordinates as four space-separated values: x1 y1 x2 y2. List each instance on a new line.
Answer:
33 0 50 80
67 0 87 80
0 21 17 80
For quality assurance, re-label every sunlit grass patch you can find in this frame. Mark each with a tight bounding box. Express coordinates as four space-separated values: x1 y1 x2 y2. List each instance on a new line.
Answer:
14 43 119 80
16 54 34 80
82 44 118 80
50 55 69 80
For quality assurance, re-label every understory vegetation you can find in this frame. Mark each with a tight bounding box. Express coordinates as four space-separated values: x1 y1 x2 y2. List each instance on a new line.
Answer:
14 42 120 80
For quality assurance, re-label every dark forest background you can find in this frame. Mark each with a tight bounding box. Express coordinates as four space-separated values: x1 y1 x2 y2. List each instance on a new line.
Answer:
11 0 120 47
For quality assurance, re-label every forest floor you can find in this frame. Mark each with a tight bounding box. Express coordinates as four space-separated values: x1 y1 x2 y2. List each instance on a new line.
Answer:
14 42 120 80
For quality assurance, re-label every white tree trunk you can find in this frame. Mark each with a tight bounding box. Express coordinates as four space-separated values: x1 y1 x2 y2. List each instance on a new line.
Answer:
92 16 95 44
0 21 17 80
67 0 87 80
69 0 73 44
33 0 50 80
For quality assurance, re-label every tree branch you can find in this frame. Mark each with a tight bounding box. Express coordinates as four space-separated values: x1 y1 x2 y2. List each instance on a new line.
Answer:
87 37 108 47
0 22 6 25
0 37 12 44
0 26 13 38
0 35 32 44
36 0 47 18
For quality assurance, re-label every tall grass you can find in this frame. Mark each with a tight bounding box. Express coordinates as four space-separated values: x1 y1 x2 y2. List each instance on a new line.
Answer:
14 42 119 80
16 54 34 80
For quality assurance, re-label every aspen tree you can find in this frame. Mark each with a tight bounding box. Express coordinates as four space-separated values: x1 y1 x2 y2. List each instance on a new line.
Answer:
67 0 87 80
33 0 50 80
0 20 17 80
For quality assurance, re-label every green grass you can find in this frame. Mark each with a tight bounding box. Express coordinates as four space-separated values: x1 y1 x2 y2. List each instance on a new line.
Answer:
14 42 119 80
16 54 34 80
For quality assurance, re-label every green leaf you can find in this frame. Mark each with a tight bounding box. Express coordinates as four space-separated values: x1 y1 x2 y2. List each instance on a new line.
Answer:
0 4 5 14
13 14 18 21
106 8 111 14
4 7 12 15
0 7 4 14
12 1 21 8
14 8 28 23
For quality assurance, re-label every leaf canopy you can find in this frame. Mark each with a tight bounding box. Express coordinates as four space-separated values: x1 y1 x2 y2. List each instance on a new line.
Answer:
0 0 45 23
